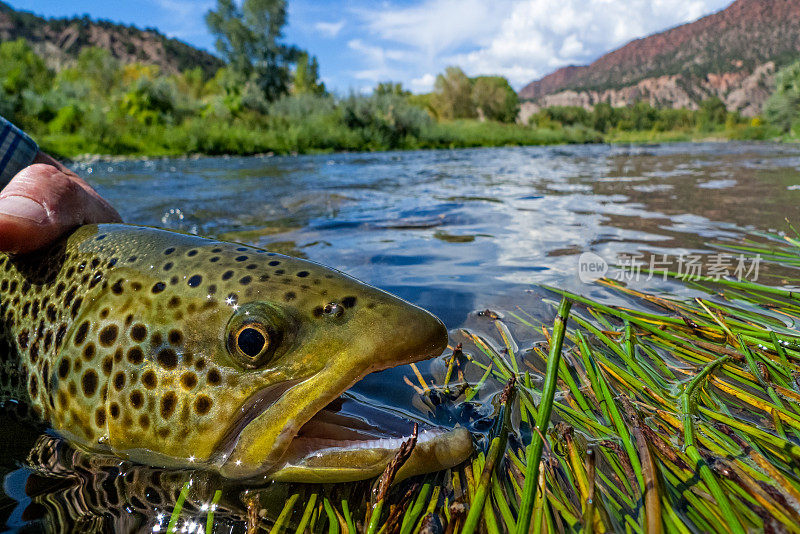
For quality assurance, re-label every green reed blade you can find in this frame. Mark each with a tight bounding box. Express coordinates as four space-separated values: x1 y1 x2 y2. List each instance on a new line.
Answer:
205 489 223 534
167 480 191 534
516 297 571 534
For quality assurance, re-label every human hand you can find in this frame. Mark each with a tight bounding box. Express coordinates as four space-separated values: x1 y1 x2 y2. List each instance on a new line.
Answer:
0 152 121 254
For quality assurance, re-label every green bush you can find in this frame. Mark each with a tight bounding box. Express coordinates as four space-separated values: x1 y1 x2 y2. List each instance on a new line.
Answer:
765 61 800 133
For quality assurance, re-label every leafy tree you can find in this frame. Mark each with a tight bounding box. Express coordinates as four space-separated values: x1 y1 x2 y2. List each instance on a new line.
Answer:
374 82 410 97
432 66 476 120
591 102 615 132
120 77 180 125
205 0 298 101
765 60 800 133
0 39 54 127
292 51 325 96
471 76 518 123
697 97 727 131
0 39 52 95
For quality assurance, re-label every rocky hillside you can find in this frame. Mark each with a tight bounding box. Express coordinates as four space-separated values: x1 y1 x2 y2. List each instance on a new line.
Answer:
518 0 800 116
0 1 222 75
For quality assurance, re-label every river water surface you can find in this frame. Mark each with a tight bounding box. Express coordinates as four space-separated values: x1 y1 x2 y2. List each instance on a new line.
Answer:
2 142 800 531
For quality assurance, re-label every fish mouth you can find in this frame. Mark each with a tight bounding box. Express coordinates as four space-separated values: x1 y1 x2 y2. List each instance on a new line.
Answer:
270 392 473 483
217 371 473 482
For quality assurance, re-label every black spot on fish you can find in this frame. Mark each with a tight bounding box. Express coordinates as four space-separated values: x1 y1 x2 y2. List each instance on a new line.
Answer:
71 297 83 319
130 391 144 409
99 325 118 346
151 282 166 294
111 279 124 295
58 358 69 379
95 408 106 427
127 347 144 365
297 271 309 278
187 249 198 257
113 372 125 391
187 275 202 287
89 271 103 289
130 324 147 342
157 348 177 370
194 395 212 415
164 248 175 255
180 372 197 390
168 330 183 345
208 369 221 385
160 392 177 419
142 371 157 389
82 370 98 396
342 296 357 308
17 330 28 349
235 255 247 262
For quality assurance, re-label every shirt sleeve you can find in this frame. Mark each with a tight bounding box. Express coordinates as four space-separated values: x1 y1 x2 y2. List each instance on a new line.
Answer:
0 116 39 187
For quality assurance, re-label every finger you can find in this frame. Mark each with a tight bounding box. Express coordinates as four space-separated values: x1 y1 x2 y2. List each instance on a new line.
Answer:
0 164 122 254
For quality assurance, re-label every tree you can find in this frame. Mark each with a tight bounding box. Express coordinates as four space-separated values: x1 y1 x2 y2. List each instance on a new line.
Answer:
471 76 518 122
292 51 325 96
374 82 410 97
205 0 297 101
697 97 727 131
0 39 54 126
431 66 476 120
765 60 800 133
0 39 51 96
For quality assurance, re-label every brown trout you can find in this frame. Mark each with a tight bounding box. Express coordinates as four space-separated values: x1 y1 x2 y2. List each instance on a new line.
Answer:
0 224 472 482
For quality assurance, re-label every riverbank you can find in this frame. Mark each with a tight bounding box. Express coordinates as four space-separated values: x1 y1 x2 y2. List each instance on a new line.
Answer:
39 119 777 161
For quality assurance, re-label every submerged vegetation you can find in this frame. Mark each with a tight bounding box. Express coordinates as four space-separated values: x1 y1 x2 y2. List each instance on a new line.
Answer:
140 228 800 532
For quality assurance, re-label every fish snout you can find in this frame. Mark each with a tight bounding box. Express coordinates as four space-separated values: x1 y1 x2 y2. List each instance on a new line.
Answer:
376 303 448 366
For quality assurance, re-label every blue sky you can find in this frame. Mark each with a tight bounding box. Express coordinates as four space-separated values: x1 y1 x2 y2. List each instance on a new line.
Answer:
10 0 733 93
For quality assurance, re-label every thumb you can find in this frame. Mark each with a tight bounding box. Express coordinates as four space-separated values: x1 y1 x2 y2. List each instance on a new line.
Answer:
0 164 121 254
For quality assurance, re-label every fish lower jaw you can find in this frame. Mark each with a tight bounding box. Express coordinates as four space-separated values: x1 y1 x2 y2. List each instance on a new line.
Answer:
265 394 474 483
272 426 473 484
298 428 444 453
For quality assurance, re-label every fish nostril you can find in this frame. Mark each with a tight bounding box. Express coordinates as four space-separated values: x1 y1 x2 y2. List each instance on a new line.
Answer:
322 302 343 318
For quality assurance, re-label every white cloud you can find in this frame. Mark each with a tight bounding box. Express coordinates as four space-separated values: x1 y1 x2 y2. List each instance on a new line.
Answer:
152 0 215 41
410 73 436 92
347 39 412 84
314 20 345 38
355 0 734 91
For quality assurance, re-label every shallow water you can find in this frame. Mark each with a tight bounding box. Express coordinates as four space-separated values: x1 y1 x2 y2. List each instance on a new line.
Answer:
3 142 800 531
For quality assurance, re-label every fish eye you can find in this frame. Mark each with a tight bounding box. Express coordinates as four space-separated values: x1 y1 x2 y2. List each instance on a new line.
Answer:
226 303 288 369
235 324 269 359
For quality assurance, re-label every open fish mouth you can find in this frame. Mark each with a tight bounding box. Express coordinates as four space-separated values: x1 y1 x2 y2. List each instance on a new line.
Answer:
272 393 473 483
218 381 473 483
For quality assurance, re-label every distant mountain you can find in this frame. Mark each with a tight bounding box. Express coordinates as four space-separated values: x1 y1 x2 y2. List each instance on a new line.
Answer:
518 0 800 117
0 1 223 76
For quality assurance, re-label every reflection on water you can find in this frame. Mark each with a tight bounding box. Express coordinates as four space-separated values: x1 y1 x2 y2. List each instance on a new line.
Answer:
3 142 800 531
